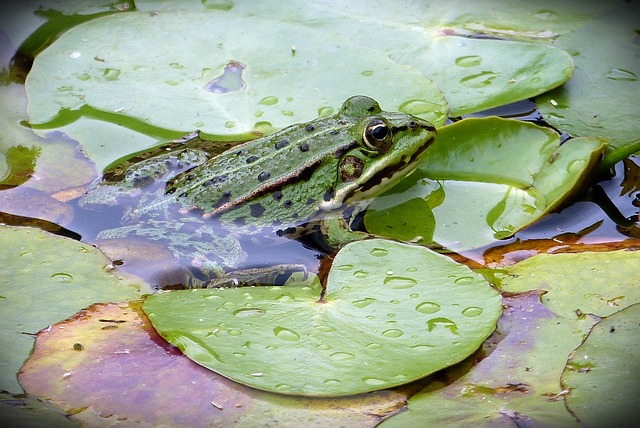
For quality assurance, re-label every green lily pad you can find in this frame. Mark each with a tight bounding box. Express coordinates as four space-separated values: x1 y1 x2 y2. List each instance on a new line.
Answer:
365 117 606 250
380 291 595 427
499 250 640 318
223 0 578 116
143 239 502 397
25 10 446 137
562 304 640 426
537 2 640 162
0 225 151 393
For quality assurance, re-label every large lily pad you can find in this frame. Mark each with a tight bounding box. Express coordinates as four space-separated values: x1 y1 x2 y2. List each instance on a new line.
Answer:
380 292 595 427
25 10 446 137
207 0 578 116
365 117 606 250
562 304 640 426
19 301 413 426
0 225 150 393
499 250 640 318
142 239 502 396
537 2 640 161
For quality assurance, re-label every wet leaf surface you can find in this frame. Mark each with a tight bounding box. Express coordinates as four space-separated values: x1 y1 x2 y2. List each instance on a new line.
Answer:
19 301 415 427
562 303 640 426
537 2 640 160
0 225 151 393
499 250 640 318
380 292 595 427
142 239 502 396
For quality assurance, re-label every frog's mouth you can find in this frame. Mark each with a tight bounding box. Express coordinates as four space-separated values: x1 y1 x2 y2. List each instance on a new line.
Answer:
339 134 436 205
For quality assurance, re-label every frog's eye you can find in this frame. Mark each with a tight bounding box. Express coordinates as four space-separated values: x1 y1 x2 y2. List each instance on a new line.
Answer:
362 119 393 154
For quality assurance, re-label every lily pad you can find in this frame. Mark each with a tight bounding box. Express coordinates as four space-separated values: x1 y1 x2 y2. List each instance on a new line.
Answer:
142 239 502 396
499 250 640 318
537 2 640 161
25 10 446 138
365 117 606 250
380 292 595 427
562 304 640 426
19 300 413 426
223 0 578 116
0 225 151 393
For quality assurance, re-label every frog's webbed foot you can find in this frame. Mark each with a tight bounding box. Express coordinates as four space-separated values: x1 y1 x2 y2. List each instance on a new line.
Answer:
194 263 309 289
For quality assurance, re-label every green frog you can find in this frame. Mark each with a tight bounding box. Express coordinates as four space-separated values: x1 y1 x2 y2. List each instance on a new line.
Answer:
79 96 436 287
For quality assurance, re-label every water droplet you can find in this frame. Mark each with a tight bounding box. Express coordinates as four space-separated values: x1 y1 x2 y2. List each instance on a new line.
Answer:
410 293 420 299
460 71 498 88
342 286 352 291
228 329 242 336
462 307 484 317
407 267 417 273
242 292 253 301
383 275 417 289
605 68 637 81
102 68 120 81
265 345 277 351
233 308 265 317
454 276 475 285
387 313 396 318
233 352 245 357
275 384 291 392
277 294 293 303
532 10 558 20
363 377 387 386
353 298 376 308
455 55 481 67
18 251 31 257
411 344 435 351
398 99 438 116
324 379 341 386
334 264 353 271
259 96 279 106
316 343 331 350
50 272 73 283
225 121 236 128
382 329 404 338
394 374 407 381
361 70 374 77
274 327 300 341
353 270 368 278
369 247 388 257
426 317 459 334
315 325 335 333
416 301 441 314
366 342 383 349
75 73 91 81
330 352 355 361
318 106 334 116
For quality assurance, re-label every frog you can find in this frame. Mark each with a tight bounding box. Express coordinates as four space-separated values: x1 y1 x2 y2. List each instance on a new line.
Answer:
79 96 436 288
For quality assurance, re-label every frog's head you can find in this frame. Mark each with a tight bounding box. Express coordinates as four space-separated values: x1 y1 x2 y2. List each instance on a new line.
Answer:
320 96 436 210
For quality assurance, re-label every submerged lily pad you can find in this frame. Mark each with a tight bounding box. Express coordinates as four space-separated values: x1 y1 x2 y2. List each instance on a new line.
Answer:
562 304 640 426
365 117 606 250
143 239 502 396
0 225 150 393
499 250 640 318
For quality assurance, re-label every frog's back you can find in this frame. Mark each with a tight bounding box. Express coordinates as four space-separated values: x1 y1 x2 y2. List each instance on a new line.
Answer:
166 97 378 217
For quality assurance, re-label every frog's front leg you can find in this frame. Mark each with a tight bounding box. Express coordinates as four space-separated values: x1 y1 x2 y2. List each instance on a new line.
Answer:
319 216 371 250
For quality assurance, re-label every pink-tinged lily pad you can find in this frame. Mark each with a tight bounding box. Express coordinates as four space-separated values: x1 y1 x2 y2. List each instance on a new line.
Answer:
18 301 414 427
380 291 596 427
